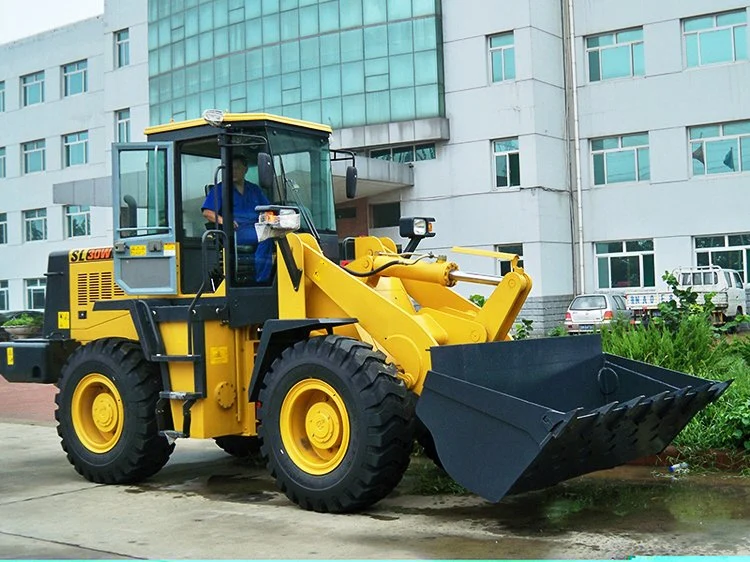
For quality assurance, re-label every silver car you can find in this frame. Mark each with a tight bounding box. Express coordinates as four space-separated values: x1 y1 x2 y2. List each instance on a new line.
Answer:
564 294 632 334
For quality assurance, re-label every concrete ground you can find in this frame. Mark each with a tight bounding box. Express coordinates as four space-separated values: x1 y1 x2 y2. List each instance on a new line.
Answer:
2 380 750 560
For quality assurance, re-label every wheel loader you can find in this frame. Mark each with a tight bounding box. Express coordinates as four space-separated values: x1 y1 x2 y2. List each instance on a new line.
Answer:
0 111 731 513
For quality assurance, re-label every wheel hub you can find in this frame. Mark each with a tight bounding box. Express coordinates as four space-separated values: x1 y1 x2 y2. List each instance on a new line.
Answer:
92 393 118 433
280 379 350 475
306 402 341 449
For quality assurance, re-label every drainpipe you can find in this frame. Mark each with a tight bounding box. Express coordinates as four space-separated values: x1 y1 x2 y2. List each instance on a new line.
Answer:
564 0 585 294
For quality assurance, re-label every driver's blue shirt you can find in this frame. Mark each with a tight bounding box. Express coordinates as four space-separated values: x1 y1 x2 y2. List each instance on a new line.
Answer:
201 181 273 282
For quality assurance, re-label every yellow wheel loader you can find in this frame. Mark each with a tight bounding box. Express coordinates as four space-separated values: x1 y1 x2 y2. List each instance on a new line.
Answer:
0 111 730 513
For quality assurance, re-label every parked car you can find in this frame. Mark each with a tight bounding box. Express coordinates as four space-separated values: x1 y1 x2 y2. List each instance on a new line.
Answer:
0 310 44 341
564 294 632 334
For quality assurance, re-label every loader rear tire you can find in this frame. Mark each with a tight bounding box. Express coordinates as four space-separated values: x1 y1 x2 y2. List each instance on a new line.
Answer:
257 335 414 513
214 435 261 458
55 338 174 483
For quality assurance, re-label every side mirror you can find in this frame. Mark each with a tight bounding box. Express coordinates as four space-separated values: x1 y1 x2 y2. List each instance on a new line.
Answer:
257 152 275 191
346 166 357 199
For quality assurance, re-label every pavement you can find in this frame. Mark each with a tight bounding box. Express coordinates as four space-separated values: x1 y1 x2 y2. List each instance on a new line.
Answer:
2 380 750 560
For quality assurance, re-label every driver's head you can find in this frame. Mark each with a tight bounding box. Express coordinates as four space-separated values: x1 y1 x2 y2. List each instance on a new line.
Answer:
232 154 248 186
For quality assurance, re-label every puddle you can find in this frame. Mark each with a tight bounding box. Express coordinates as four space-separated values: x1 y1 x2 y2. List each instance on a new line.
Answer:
204 473 278 503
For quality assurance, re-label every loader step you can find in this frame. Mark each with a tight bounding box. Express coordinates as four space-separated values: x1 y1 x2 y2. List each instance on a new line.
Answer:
151 354 201 362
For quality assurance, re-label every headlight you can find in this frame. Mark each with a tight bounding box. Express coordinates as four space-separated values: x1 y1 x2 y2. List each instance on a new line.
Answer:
399 216 436 239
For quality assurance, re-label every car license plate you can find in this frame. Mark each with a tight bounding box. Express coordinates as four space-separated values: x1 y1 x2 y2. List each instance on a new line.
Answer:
579 324 594 331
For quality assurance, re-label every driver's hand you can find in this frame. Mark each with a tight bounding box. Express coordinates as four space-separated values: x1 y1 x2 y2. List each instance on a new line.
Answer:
233 220 239 230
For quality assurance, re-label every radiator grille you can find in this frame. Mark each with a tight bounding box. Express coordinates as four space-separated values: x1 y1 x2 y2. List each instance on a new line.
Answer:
77 272 125 306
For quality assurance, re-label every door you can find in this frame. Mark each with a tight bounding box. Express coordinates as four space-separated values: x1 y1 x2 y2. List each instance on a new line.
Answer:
112 142 177 295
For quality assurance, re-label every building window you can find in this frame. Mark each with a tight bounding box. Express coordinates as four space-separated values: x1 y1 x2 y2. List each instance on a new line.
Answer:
690 121 750 176
23 208 47 242
21 71 44 106
371 202 401 228
494 244 524 276
587 28 644 82
0 280 8 311
596 239 655 289
592 133 650 185
116 109 131 142
489 32 515 83
695 234 750 281
0 147 5 178
369 143 436 162
115 28 130 68
0 81 5 112
25 278 46 311
63 60 88 96
66 205 91 237
22 139 45 174
492 139 520 188
0 213 6 244
684 10 747 68
63 131 89 167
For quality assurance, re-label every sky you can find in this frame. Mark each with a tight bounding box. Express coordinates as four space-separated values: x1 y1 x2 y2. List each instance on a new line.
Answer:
0 0 104 45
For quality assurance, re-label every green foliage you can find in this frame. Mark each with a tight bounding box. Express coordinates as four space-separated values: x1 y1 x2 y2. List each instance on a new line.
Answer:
2 314 43 328
513 318 534 340
548 325 568 337
600 276 750 452
468 294 486 307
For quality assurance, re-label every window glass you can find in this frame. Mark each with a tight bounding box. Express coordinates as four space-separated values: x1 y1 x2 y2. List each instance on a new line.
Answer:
684 10 747 67
587 28 644 82
371 201 400 227
591 133 649 185
690 120 750 176
493 138 520 188
118 147 169 238
489 32 515 83
596 239 655 288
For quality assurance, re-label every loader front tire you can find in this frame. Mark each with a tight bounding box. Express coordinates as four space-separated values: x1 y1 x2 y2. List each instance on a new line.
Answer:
55 338 174 483
258 335 414 513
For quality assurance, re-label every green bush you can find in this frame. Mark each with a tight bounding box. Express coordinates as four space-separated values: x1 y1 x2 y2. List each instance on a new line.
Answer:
600 276 750 452
2 313 43 328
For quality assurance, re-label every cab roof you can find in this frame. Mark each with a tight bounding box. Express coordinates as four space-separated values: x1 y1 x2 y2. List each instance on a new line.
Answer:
144 112 333 136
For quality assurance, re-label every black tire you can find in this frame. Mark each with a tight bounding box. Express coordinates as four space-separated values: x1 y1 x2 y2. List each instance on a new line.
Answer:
257 335 414 513
214 435 261 458
55 338 174 483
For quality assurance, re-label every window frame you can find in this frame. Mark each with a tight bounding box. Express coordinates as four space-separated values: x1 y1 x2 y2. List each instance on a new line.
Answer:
0 146 5 178
488 32 516 83
62 60 88 97
368 143 436 162
0 81 5 112
695 234 750 282
0 212 7 245
115 108 131 142
25 278 46 311
63 131 89 167
683 10 747 68
115 28 131 68
492 138 521 189
586 28 644 82
0 280 8 311
591 133 650 185
22 139 46 174
690 121 750 176
596 239 656 289
21 71 45 107
65 205 91 238
23 208 47 242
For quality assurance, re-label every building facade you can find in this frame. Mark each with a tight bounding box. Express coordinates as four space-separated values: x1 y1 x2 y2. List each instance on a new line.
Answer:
2 0 750 333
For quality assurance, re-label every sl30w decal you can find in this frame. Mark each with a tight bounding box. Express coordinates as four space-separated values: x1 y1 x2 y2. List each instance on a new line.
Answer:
69 247 114 262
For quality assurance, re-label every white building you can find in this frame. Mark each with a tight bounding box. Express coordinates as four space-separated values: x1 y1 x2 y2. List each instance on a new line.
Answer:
2 0 750 333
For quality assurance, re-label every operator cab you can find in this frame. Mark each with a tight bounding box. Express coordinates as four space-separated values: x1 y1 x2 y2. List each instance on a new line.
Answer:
112 111 356 323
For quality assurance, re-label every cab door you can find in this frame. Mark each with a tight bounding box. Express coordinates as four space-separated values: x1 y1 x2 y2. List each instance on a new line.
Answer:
112 142 177 295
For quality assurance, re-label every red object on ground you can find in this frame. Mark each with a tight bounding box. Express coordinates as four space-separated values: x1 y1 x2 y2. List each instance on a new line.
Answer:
0 377 56 423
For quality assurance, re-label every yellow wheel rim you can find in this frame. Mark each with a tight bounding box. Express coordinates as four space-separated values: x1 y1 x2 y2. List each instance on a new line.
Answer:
280 379 350 475
71 373 124 454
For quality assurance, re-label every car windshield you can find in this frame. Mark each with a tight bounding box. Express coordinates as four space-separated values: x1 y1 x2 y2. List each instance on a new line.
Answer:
570 295 607 310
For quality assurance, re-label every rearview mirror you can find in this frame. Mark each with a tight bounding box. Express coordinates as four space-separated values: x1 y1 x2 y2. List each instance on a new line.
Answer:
257 152 275 191
346 166 357 199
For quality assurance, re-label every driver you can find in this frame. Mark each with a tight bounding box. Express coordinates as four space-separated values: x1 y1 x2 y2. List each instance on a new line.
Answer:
201 154 273 283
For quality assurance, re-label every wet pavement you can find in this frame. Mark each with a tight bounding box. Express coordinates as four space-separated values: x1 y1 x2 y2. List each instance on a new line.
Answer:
1 381 750 559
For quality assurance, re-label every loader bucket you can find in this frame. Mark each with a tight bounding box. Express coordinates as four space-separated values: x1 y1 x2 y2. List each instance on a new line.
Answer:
416 334 731 503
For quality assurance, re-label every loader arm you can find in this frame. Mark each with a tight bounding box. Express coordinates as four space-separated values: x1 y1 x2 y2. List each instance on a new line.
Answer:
276 232 530 394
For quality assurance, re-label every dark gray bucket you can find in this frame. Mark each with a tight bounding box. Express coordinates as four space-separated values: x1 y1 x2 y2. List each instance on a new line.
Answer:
416 334 730 502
